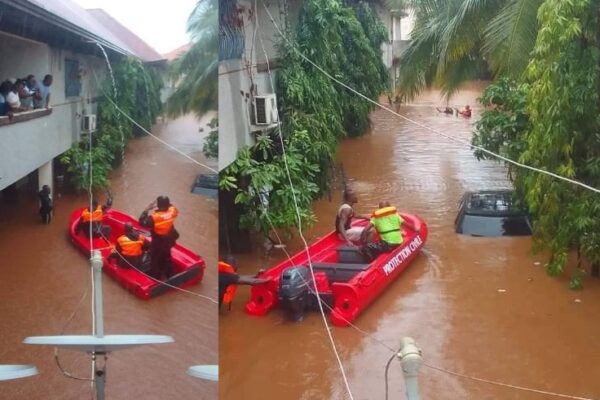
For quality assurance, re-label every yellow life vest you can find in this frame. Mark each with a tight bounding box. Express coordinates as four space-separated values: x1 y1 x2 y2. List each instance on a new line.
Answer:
370 206 403 245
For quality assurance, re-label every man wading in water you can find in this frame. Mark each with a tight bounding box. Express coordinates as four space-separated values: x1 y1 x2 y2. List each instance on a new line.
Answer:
335 187 371 247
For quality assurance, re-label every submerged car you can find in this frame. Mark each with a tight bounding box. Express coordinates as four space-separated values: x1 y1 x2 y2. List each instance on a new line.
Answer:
455 190 532 236
191 174 218 198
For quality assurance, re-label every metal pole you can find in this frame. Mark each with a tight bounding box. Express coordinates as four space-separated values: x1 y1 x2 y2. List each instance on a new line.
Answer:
93 353 106 400
91 250 104 338
399 337 422 400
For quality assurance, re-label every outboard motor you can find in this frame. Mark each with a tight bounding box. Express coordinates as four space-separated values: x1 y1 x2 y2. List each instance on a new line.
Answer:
279 266 311 322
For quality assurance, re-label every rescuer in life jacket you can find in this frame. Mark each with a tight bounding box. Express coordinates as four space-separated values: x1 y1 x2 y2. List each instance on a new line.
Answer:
335 187 371 247
75 193 113 238
359 201 420 261
219 256 269 310
108 222 149 269
139 195 179 280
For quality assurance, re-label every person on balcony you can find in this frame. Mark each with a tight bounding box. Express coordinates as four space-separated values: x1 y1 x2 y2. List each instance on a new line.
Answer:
6 80 27 112
34 75 52 109
18 77 34 110
0 80 12 116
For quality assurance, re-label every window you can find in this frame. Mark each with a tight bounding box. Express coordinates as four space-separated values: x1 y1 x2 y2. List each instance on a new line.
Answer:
64 58 81 97
392 16 402 41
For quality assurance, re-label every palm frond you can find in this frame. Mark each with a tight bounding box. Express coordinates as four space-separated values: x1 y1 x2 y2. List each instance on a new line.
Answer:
483 0 542 77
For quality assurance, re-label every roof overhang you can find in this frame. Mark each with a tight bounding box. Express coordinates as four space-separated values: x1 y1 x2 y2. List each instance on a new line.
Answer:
0 0 132 57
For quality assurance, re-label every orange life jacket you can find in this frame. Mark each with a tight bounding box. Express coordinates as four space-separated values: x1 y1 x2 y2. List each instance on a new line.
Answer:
219 261 237 309
151 206 178 236
81 206 103 223
117 234 144 257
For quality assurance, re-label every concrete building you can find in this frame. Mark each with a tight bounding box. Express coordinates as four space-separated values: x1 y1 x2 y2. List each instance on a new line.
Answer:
0 0 163 196
218 0 414 170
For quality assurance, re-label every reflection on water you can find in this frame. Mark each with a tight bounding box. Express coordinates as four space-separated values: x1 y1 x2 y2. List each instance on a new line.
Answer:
220 88 600 400
0 114 217 400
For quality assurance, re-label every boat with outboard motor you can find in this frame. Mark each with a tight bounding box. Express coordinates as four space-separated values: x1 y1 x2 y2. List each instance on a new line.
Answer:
245 213 427 326
69 208 204 299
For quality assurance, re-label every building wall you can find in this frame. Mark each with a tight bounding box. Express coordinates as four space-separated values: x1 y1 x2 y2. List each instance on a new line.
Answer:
218 0 412 170
219 0 301 170
0 32 107 191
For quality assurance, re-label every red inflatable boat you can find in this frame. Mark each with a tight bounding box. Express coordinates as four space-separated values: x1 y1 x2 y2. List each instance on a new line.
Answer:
245 214 427 326
69 208 204 299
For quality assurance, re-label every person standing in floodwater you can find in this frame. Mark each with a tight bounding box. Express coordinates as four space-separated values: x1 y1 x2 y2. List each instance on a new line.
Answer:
38 185 52 224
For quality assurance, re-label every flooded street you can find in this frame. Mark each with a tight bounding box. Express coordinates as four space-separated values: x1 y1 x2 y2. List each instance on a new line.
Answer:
0 114 217 399
220 87 600 400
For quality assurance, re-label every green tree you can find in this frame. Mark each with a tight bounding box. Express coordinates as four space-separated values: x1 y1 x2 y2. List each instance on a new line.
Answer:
220 0 389 237
61 58 163 192
398 0 543 100
518 0 600 282
472 0 600 286
167 0 218 117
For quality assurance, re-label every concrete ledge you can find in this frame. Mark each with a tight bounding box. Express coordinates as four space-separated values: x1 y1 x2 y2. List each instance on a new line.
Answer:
0 108 53 127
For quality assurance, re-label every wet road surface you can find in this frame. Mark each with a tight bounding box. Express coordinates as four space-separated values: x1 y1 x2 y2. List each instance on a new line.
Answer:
0 113 217 399
220 87 600 400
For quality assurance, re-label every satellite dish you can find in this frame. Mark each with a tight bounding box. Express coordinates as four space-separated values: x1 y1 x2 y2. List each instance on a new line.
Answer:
24 335 173 353
22 251 174 400
0 365 38 381
187 365 218 381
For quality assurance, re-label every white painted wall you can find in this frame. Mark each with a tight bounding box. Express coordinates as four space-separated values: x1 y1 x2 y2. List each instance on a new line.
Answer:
0 32 107 191
219 0 296 170
218 59 254 171
219 0 400 170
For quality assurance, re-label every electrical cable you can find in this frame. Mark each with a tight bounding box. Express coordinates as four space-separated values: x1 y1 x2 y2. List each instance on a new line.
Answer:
423 363 598 400
384 350 399 400
260 5 600 400
99 230 217 304
256 8 355 398
261 3 600 195
89 68 217 174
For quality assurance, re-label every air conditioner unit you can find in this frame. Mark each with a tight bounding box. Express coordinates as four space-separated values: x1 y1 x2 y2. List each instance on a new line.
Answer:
253 94 279 126
82 114 97 133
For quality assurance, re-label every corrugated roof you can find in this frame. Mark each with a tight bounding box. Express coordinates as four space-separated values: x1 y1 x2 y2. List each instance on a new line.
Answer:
22 0 163 62
162 43 192 62
25 0 134 55
87 8 164 62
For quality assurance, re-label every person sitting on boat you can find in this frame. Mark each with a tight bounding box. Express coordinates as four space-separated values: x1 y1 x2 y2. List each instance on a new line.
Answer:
360 202 419 261
75 194 112 238
336 188 371 247
455 105 472 118
108 223 149 269
139 195 179 280
219 256 269 310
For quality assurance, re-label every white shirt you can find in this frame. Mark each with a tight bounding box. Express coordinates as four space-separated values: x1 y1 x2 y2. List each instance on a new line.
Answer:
20 87 33 108
6 91 20 109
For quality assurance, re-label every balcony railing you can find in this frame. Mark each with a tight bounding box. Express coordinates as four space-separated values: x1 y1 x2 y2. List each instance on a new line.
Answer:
0 108 52 127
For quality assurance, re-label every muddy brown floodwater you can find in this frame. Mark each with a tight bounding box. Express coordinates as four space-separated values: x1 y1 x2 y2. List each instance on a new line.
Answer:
0 114 217 400
220 86 600 400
